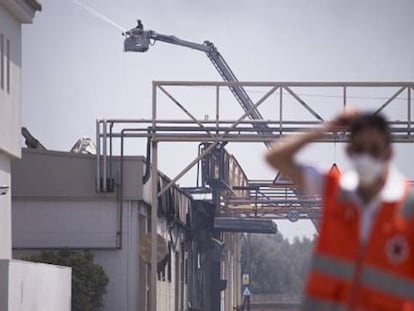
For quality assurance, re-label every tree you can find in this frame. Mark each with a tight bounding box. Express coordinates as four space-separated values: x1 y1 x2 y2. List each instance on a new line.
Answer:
26 250 109 311
241 233 313 296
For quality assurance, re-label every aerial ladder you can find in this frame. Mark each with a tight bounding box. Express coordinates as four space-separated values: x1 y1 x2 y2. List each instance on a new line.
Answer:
123 20 272 144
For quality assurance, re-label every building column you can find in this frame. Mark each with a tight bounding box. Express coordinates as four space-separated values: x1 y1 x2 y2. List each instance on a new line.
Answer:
0 153 11 259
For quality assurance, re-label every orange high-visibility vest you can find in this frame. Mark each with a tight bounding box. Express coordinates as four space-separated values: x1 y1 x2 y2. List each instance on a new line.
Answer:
304 170 414 311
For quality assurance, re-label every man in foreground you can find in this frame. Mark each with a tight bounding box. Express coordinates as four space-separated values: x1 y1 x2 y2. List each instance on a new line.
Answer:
265 111 414 311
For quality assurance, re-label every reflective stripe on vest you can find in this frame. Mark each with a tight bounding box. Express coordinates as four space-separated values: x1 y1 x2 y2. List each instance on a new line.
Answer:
303 296 348 311
361 265 414 300
312 253 355 281
399 189 414 220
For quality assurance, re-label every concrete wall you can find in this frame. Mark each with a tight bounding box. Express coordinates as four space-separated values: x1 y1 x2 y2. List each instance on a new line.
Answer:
0 153 12 259
13 200 146 311
0 259 71 311
91 201 144 311
12 148 143 200
13 200 119 248
0 4 22 159
222 232 242 311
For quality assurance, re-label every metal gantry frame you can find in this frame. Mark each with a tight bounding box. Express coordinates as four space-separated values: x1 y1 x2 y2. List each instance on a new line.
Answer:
97 81 414 206
96 81 414 310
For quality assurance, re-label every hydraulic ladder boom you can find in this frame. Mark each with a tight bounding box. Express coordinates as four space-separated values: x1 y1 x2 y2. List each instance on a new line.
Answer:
123 20 271 143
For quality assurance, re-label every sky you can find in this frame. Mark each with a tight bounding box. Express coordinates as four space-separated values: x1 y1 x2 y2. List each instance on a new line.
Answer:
21 0 414 240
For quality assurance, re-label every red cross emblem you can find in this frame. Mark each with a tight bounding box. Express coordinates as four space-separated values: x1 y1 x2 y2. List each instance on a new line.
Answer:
386 235 409 264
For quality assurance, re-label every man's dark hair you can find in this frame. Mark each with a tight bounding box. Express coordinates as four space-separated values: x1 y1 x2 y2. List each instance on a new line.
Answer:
349 112 391 145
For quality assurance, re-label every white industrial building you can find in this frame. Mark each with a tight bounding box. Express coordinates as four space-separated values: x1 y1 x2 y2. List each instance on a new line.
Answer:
11 146 245 311
0 1 71 310
11 148 191 311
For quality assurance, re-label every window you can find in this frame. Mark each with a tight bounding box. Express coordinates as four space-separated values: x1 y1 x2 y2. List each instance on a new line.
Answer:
0 34 10 93
6 38 10 93
1 33 3 90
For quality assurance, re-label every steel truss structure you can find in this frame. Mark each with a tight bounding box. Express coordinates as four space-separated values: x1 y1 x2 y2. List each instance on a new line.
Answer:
97 81 414 211
95 81 414 224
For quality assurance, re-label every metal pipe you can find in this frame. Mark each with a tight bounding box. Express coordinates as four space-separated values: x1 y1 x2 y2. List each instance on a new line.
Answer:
150 82 158 311
118 127 159 250
102 133 151 138
118 128 128 250
97 118 414 125
108 127 149 250
408 87 411 136
196 143 203 188
102 119 108 192
143 131 152 184
216 85 220 137
104 132 414 143
109 122 114 189
279 87 283 135
343 86 347 109
96 120 101 192
104 126 314 132
98 119 326 125
100 123 413 133
225 199 321 204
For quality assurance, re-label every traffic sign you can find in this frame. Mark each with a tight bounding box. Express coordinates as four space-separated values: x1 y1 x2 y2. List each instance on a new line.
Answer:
243 286 252 296
242 274 250 285
287 210 300 222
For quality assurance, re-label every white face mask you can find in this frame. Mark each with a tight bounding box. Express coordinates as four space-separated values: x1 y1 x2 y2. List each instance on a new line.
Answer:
350 154 386 186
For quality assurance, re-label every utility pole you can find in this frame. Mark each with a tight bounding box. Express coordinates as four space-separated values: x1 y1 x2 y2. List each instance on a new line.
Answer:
242 233 252 311
247 233 251 311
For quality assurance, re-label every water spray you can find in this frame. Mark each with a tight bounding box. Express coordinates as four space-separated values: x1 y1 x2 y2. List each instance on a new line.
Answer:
72 0 126 32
